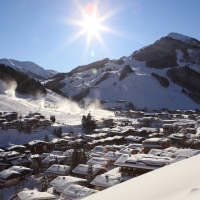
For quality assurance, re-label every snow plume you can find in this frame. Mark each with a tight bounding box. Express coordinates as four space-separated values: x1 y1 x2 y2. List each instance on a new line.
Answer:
82 98 101 109
0 79 17 97
40 98 45 109
56 98 81 113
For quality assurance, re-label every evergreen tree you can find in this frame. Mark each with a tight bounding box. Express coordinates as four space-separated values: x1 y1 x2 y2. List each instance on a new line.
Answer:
44 135 49 142
0 190 5 200
86 165 94 186
53 128 57 136
71 146 84 170
57 127 62 138
40 173 48 192
82 113 96 131
50 115 56 122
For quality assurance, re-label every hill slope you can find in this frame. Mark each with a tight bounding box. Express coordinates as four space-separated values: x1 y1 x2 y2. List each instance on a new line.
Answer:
0 58 58 79
52 32 200 110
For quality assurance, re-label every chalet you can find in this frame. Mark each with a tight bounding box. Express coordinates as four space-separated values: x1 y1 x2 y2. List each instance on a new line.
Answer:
63 149 74 158
86 157 109 168
0 151 21 161
142 138 171 154
10 156 31 168
125 135 145 143
27 140 49 154
114 154 172 176
60 184 98 200
0 112 18 121
127 143 143 153
8 166 32 180
109 145 126 152
18 189 56 200
148 147 200 163
6 145 26 154
0 119 6 125
46 164 71 181
0 159 11 172
162 124 174 134
137 127 159 137
72 164 107 179
157 112 169 119
103 152 123 165
40 119 51 126
119 148 139 155
51 138 69 151
90 174 122 191
42 155 68 168
50 176 87 194
184 110 196 115
0 169 21 187
173 121 196 132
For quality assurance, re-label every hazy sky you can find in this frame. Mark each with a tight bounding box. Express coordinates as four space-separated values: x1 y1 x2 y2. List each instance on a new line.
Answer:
0 0 200 73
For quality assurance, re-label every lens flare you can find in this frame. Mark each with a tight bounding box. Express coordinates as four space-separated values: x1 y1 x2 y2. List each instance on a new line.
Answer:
90 50 95 57
92 68 97 74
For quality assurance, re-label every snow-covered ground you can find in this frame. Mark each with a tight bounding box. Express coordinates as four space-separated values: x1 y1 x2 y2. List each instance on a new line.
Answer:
82 154 200 200
61 57 200 110
0 88 114 147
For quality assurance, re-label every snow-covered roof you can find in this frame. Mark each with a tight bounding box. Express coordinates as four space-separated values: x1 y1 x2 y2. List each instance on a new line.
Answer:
63 149 74 157
115 154 172 170
61 184 98 199
127 143 142 150
28 140 47 146
50 176 87 192
103 152 123 161
0 151 20 158
0 169 20 179
6 145 26 150
46 164 70 175
49 150 63 155
91 146 108 153
9 166 32 173
42 154 67 164
72 164 105 175
18 189 56 200
51 138 68 144
90 174 121 188
87 157 109 166
148 147 200 159
82 154 200 200
125 136 144 142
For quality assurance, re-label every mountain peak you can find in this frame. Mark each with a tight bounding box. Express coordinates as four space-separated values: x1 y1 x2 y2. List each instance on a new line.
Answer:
167 32 200 46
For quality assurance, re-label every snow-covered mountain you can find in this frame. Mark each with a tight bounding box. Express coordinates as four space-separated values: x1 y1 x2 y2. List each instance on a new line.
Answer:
0 58 58 79
47 32 200 111
167 32 200 47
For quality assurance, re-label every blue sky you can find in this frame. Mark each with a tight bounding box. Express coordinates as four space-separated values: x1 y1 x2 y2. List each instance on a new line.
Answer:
0 0 200 72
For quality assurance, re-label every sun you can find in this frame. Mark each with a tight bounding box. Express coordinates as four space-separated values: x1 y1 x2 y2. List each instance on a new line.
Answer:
83 16 100 36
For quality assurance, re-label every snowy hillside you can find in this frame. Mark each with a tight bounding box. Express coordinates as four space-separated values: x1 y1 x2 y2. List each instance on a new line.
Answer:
51 32 200 111
0 58 58 79
0 87 114 146
58 59 200 111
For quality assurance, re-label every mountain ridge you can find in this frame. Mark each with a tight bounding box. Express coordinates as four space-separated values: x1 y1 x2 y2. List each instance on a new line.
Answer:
1 32 200 110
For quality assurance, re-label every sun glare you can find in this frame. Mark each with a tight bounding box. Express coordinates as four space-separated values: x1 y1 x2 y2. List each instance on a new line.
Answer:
62 2 131 59
83 17 100 35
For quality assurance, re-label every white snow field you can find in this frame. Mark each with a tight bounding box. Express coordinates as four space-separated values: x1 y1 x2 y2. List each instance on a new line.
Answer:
0 87 114 147
82 154 200 200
